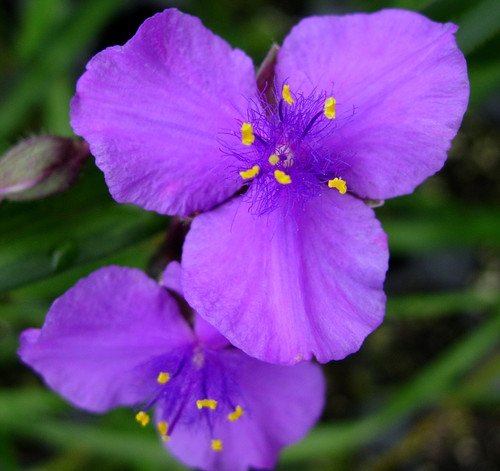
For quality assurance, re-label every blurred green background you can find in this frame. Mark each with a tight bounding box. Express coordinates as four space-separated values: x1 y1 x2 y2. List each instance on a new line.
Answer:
1 0 500 470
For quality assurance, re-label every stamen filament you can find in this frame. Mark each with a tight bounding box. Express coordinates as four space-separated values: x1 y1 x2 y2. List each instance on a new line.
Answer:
301 111 322 139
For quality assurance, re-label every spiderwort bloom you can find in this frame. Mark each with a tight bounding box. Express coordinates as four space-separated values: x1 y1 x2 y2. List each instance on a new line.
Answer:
70 9 469 364
18 263 325 471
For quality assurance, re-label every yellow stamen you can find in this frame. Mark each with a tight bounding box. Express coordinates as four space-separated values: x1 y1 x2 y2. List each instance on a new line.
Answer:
239 165 260 180
282 84 294 105
324 97 336 119
196 399 218 410
328 177 347 194
274 170 292 185
157 372 170 384
268 153 279 165
241 122 255 145
211 439 223 451
161 435 171 442
157 421 169 436
135 411 150 427
228 405 244 422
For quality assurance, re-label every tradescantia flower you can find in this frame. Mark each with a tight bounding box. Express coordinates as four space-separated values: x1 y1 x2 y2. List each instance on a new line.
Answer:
70 9 469 364
18 263 325 471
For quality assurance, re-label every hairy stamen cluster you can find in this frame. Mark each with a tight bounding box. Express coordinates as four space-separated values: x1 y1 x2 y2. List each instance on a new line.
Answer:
229 84 348 214
134 347 245 453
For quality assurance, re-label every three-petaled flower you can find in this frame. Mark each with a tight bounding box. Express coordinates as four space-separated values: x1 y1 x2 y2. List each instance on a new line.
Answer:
19 263 324 471
70 8 469 364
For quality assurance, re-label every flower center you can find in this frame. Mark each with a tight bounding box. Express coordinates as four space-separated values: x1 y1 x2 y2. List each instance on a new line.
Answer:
228 83 348 214
134 347 245 453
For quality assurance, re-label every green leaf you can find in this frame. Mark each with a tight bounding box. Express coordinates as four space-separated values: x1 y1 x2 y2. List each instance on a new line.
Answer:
0 0 129 142
0 164 166 293
282 304 500 463
16 0 70 61
0 390 186 470
468 58 500 107
455 0 500 55
387 289 500 318
378 192 500 253
389 0 437 11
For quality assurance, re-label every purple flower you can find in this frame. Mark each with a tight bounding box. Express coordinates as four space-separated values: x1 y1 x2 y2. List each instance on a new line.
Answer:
18 263 325 471
70 9 469 364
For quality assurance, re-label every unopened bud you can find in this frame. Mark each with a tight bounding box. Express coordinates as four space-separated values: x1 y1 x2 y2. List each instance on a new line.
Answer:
0 135 90 202
256 43 279 104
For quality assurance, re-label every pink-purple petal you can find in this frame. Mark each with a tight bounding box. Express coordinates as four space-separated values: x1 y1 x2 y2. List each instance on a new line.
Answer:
163 349 324 471
161 261 230 348
71 9 256 216
277 9 469 200
161 260 184 296
18 266 194 412
182 191 388 364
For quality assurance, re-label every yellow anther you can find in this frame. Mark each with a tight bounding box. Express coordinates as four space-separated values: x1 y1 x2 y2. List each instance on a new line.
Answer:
161 435 171 442
241 122 255 145
211 439 223 451
324 97 336 119
157 421 169 436
135 411 150 427
228 405 244 422
268 154 279 166
328 177 347 194
196 399 218 410
274 170 292 185
157 372 170 384
282 84 294 105
239 165 260 180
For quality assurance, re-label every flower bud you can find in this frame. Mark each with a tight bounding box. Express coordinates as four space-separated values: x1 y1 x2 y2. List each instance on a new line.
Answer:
0 135 89 201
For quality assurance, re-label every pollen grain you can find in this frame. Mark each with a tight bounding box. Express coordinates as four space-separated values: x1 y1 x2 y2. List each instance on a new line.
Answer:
241 122 255 145
135 411 150 426
274 170 292 185
328 177 347 194
282 84 294 105
157 372 170 384
324 97 336 119
240 165 260 180
228 405 244 422
211 439 223 451
196 399 218 410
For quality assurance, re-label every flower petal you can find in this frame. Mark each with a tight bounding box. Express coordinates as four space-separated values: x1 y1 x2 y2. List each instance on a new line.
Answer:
194 313 231 350
162 349 325 471
277 9 469 199
182 192 388 364
161 261 230 349
71 9 256 216
161 260 184 296
18 266 194 412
